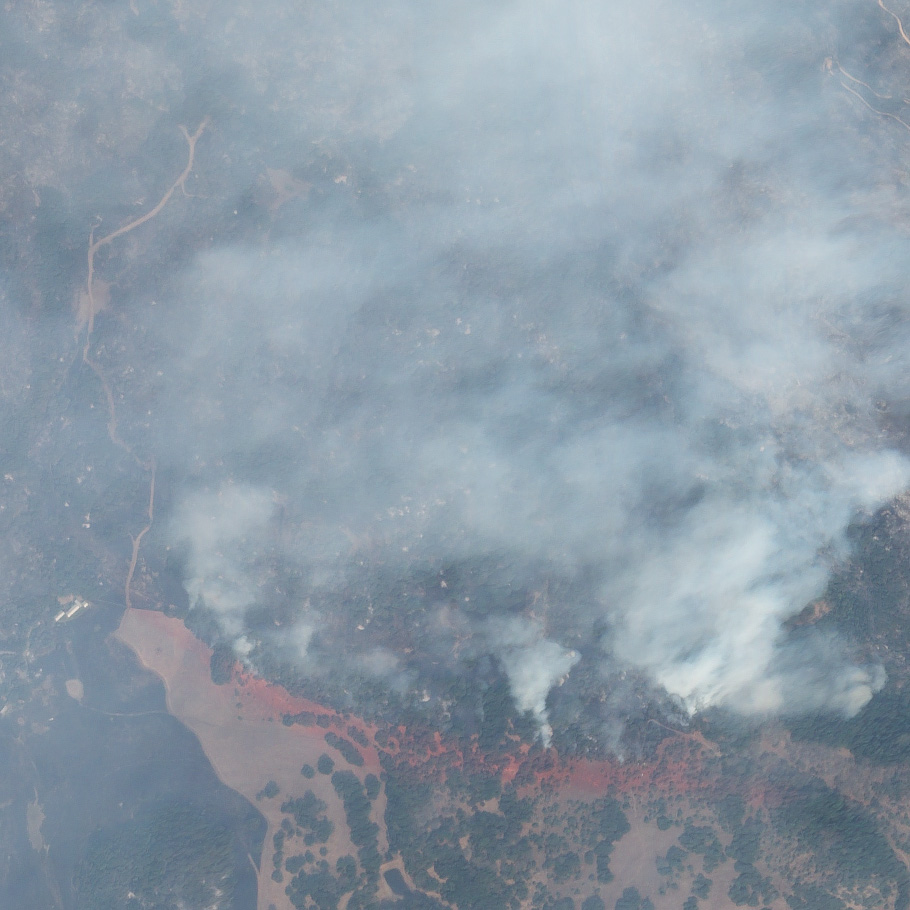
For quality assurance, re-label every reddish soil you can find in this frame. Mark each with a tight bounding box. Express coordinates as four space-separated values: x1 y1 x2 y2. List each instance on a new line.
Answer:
114 608 386 910
114 607 738 910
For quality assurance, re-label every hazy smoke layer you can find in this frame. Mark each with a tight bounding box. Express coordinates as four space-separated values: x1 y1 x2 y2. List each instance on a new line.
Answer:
151 0 910 733
5 0 910 743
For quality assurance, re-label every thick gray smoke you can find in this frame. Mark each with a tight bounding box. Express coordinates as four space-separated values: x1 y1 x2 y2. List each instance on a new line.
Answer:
5 0 910 743
156 0 910 734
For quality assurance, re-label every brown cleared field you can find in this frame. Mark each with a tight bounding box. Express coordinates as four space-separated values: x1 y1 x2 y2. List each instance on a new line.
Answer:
114 607 882 910
114 608 393 910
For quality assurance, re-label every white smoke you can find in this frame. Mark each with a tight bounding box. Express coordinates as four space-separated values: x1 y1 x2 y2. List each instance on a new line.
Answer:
170 484 276 649
108 0 910 738
491 618 580 745
612 468 905 716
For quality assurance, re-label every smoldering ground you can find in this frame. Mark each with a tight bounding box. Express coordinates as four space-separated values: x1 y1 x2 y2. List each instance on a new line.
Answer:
5 0 910 747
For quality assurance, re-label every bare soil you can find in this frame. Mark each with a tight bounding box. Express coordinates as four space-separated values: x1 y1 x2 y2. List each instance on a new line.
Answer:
115 607 391 910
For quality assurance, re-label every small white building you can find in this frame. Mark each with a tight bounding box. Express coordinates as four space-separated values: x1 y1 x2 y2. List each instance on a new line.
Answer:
58 597 91 621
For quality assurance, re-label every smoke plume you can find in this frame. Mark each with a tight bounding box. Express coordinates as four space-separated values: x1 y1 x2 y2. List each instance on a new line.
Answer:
4 0 910 743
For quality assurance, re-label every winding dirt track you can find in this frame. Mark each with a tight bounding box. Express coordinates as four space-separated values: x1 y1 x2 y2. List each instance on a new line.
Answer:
77 120 207 617
879 0 910 47
830 2 910 133
79 119 207 466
